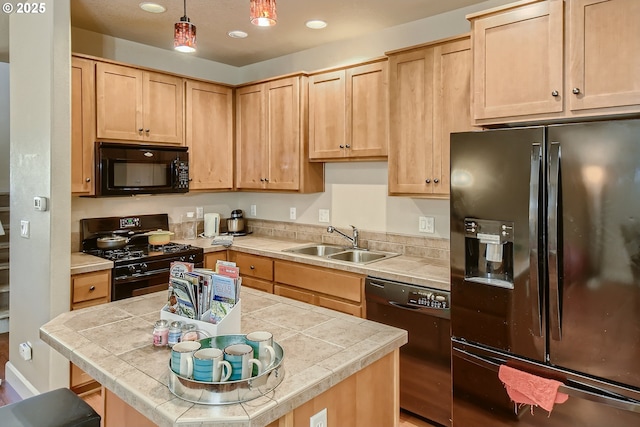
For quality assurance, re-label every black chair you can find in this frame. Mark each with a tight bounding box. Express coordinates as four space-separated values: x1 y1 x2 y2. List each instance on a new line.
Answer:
0 387 101 427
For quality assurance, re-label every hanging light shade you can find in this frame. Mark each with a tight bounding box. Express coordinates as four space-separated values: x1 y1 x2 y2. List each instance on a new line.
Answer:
174 0 196 52
250 0 277 27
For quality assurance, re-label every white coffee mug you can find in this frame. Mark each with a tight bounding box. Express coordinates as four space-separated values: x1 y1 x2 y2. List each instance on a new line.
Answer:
246 331 276 371
193 348 232 382
223 343 262 381
170 341 201 378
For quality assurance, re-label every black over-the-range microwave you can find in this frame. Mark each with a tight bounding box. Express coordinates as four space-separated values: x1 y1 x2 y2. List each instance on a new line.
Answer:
93 142 189 196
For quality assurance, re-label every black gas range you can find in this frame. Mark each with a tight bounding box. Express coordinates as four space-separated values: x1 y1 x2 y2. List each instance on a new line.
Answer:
81 214 203 301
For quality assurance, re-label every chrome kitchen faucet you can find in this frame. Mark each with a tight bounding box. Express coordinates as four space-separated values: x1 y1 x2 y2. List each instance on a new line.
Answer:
326 225 361 249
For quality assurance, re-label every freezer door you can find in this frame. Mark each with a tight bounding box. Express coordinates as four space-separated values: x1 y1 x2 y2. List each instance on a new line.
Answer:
452 341 640 426
547 120 640 389
450 127 545 362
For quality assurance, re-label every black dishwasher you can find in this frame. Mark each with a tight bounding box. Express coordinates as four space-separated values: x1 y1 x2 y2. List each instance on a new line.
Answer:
365 276 451 427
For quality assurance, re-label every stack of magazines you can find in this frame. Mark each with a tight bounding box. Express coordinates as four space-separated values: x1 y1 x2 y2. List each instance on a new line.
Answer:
166 260 241 324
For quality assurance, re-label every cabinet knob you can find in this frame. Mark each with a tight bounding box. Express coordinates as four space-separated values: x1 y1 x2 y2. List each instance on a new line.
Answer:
145 129 150 133
138 128 143 134
425 179 431 184
345 144 351 149
434 178 439 183
264 178 269 182
260 178 265 182
89 286 95 291
572 88 581 95
551 90 559 97
250 265 255 270
85 178 91 182
339 145 345 149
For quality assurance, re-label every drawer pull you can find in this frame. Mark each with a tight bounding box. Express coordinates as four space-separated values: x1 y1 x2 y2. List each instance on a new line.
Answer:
89 286 96 291
250 265 255 270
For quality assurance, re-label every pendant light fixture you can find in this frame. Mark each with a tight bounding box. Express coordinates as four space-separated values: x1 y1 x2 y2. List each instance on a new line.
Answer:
174 0 196 53
250 0 277 27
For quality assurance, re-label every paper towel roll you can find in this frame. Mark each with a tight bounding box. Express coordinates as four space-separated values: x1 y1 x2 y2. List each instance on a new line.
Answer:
204 213 220 237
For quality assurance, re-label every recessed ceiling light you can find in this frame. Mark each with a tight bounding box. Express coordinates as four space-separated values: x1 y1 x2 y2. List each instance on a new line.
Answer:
306 20 327 30
228 30 249 39
139 2 166 13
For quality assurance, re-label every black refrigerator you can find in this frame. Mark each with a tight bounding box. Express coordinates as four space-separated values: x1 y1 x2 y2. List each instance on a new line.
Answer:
449 119 640 426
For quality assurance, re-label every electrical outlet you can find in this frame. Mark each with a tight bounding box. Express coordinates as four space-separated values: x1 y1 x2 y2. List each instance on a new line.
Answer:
318 209 330 223
310 408 327 427
419 216 435 234
19 342 32 361
196 207 204 219
250 204 257 216
20 220 30 238
289 207 297 220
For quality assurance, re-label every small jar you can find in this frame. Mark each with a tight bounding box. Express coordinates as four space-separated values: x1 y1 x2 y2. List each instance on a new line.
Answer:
167 321 183 347
181 323 198 341
153 320 169 347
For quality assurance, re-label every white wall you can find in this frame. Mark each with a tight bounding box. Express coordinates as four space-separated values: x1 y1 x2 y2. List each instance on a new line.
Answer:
0 62 8 192
8 0 71 396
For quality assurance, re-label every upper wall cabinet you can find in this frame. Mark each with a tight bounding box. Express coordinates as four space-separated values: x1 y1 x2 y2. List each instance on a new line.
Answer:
71 56 96 195
308 60 388 161
96 62 184 144
387 35 473 198
235 75 324 193
469 0 640 125
185 80 234 191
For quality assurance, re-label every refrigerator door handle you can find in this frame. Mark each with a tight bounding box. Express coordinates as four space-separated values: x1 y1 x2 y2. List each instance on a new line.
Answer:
548 142 562 340
529 143 542 337
453 347 640 413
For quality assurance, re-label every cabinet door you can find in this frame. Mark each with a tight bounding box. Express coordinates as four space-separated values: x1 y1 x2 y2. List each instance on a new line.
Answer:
388 48 434 195
96 62 144 141
236 84 267 189
71 57 95 195
265 77 301 190
204 251 227 269
471 0 564 121
569 0 640 112
347 61 388 158
143 71 184 144
185 80 233 190
308 70 346 159
432 37 472 198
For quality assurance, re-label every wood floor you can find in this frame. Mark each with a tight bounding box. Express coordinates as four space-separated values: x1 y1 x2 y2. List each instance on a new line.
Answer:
0 332 438 426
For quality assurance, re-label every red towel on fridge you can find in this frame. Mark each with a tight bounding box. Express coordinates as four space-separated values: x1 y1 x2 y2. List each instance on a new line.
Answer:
498 365 569 414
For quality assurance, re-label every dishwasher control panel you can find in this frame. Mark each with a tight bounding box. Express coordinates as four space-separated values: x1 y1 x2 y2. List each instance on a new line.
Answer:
408 290 449 309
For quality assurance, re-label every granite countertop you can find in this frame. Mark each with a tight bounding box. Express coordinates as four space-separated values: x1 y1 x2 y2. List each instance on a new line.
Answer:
71 235 450 291
40 288 407 427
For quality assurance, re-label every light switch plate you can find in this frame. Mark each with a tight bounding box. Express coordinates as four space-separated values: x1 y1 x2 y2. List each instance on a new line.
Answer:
419 216 435 234
250 204 257 216
20 220 30 238
289 207 297 220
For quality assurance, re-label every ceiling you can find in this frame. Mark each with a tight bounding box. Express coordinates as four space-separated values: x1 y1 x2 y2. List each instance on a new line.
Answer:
89 0 491 67
0 0 488 66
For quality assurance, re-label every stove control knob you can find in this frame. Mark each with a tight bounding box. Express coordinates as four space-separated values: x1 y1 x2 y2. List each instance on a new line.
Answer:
128 265 136 274
188 255 196 262
141 263 148 272
179 256 186 262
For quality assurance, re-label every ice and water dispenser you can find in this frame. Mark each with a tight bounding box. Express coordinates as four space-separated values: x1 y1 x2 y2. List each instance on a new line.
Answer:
464 218 514 289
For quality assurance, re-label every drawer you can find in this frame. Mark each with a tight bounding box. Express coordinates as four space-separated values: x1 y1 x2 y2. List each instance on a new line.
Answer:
71 270 110 306
234 253 273 281
317 295 362 317
242 276 273 293
274 260 363 303
274 284 315 305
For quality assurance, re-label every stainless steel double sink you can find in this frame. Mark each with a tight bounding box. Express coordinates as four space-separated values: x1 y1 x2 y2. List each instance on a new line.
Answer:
283 244 399 264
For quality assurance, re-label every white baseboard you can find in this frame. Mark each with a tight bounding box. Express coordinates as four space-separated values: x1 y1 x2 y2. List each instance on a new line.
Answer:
5 361 39 399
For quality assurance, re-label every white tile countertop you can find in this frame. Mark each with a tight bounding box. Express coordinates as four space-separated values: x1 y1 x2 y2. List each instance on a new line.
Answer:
71 236 450 291
180 235 448 291
40 288 407 427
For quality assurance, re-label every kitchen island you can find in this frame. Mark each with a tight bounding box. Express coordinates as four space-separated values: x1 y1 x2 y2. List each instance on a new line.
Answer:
40 287 407 427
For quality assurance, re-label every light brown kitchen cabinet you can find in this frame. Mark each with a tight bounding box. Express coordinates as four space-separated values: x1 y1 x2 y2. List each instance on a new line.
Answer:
274 260 365 317
71 56 96 195
308 60 388 161
70 269 111 395
96 62 183 144
185 80 234 191
469 0 640 125
387 34 472 198
204 251 227 269
228 252 274 293
235 75 324 193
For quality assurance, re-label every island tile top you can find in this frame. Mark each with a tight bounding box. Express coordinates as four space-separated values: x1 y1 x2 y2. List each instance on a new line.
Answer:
40 288 407 427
